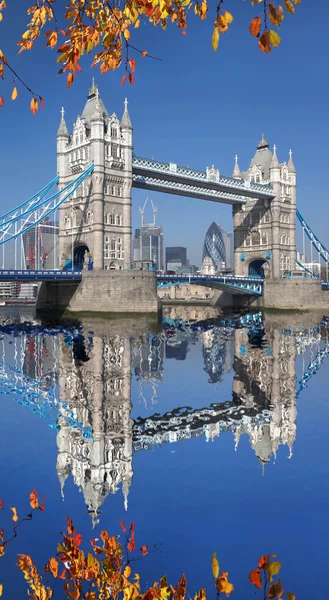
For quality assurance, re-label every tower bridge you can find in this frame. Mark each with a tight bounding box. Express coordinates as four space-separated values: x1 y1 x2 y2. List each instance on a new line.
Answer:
1 82 329 312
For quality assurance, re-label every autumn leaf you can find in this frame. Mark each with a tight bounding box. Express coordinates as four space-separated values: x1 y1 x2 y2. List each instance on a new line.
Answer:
30 489 39 509
120 520 127 532
39 96 45 110
258 31 271 54
0 97 4 108
0 583 2 596
66 72 74 89
121 74 126 85
215 572 234 597
0 500 3 509
129 57 136 73
266 561 281 582
66 517 74 535
141 545 148 556
74 533 82 547
46 31 58 48
123 28 130 40
249 16 261 37
11 507 19 522
128 72 134 85
124 565 131 578
268 579 283 599
141 50 147 57
248 567 262 589
211 553 219 579
30 97 39 115
269 29 281 48
0 543 7 557
286 593 296 600
284 0 295 13
0 530 3 542
11 86 18 100
211 28 219 51
258 554 270 570
46 557 58 578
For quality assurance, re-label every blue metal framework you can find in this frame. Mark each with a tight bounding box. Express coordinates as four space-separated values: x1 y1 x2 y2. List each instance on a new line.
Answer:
297 209 329 265
0 269 82 281
157 274 263 295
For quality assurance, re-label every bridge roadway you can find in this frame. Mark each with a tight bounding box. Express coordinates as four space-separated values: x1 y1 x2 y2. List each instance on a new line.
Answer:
132 155 275 204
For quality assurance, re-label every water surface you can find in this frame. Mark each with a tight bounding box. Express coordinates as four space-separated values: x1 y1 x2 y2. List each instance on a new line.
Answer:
0 306 328 598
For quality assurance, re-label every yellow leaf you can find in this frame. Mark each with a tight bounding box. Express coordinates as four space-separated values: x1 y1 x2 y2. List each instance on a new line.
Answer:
211 28 219 51
212 553 219 579
22 30 30 39
266 560 281 582
123 28 130 40
269 29 281 47
224 11 233 23
0 13 2 21
124 565 131 578
134 19 140 27
11 86 18 100
286 594 296 600
0 584 2 596
284 0 295 13
11 507 19 522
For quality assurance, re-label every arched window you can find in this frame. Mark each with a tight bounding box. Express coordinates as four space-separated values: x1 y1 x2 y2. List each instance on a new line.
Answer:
117 237 123 259
116 214 120 226
255 173 260 183
86 210 93 225
64 215 71 228
264 211 270 223
280 253 290 272
111 185 116 196
245 235 251 247
250 175 255 183
73 151 76 161
252 231 261 246
112 144 118 158
282 170 288 181
119 215 123 226
111 239 116 258
111 127 117 138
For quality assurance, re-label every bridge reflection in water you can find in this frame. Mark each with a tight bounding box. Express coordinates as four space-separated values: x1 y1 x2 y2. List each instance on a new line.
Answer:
0 310 327 525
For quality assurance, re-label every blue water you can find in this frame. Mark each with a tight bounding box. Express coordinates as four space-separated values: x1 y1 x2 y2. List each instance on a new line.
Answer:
0 308 328 598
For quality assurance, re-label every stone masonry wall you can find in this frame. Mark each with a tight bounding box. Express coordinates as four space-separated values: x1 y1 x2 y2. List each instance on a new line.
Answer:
37 271 161 315
262 279 329 310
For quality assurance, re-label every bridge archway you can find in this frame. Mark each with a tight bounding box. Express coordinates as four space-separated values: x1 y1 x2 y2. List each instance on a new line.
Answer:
248 259 268 278
73 244 89 268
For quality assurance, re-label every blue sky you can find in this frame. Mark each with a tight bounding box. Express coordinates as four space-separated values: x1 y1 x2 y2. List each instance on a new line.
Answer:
0 0 328 266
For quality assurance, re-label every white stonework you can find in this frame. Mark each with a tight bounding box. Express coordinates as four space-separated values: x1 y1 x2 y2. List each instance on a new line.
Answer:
232 135 297 279
201 256 215 275
57 82 133 271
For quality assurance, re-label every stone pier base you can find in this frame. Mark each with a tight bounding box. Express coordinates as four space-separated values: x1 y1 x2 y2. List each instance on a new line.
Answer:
37 270 161 316
261 279 329 310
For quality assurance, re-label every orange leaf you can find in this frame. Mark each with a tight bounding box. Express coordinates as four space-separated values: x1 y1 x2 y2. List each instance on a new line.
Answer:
120 520 127 532
66 517 74 535
66 72 74 89
141 545 148 556
74 533 82 547
46 557 58 578
141 50 147 57
30 97 39 115
0 500 3 509
129 57 136 73
121 74 126 86
0 97 4 108
0 583 2 596
0 529 4 542
249 16 261 37
128 72 134 85
248 568 262 589
46 30 58 48
59 569 67 580
258 31 271 54
30 489 39 509
39 96 45 110
258 554 270 570
11 86 18 100
0 543 7 557
11 507 19 522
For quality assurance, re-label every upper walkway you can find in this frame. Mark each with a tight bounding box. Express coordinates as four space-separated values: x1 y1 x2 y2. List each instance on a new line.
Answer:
132 155 275 205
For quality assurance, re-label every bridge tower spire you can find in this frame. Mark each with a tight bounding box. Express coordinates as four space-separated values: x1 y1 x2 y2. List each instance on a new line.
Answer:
232 154 241 179
120 97 133 268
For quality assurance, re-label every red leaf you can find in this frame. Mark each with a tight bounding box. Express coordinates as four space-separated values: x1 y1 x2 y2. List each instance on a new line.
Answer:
59 569 67 580
120 520 127 532
130 522 135 532
66 516 74 535
30 489 39 509
121 74 126 86
0 97 4 108
248 568 262 589
258 31 271 54
128 72 134 85
30 97 39 115
39 96 45 110
0 499 3 509
74 533 82 547
141 545 148 556
141 50 147 57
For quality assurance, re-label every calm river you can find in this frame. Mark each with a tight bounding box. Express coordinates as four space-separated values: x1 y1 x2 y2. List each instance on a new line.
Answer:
0 306 328 598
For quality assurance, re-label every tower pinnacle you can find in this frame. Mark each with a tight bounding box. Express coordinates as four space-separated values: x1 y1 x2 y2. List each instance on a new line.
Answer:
232 154 241 178
57 106 69 137
121 97 132 130
288 149 296 173
270 143 279 168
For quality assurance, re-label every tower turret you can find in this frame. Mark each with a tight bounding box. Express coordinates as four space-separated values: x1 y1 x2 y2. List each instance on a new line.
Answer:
57 107 69 178
120 98 133 268
269 145 281 279
232 155 241 179
91 88 105 269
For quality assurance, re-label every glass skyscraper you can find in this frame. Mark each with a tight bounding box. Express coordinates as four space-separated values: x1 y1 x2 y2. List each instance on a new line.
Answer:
133 224 164 270
202 222 226 272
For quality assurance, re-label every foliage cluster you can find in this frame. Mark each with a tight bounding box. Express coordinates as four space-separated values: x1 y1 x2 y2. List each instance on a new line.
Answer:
0 491 295 599
0 0 302 112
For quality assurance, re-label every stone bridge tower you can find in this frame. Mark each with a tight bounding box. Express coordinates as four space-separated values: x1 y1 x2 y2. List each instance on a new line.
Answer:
57 82 132 271
232 136 296 278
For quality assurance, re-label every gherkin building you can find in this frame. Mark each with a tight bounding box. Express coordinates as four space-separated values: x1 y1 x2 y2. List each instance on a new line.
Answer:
202 222 226 272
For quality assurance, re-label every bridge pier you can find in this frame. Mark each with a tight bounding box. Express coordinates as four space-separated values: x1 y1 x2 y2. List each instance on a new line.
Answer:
36 270 161 317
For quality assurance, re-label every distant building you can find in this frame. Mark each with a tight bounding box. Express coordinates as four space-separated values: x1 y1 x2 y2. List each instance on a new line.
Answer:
200 256 215 275
166 247 187 270
202 222 226 273
22 218 59 270
221 230 234 271
0 282 18 299
133 198 163 270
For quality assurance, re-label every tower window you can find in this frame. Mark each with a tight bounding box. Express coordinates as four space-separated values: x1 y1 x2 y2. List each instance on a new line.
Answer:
111 127 117 138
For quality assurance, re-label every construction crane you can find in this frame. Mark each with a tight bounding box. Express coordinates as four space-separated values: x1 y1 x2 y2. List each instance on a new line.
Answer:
138 197 148 227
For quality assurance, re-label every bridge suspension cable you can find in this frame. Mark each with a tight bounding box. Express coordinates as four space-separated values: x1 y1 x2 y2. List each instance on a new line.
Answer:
0 164 94 247
297 209 329 265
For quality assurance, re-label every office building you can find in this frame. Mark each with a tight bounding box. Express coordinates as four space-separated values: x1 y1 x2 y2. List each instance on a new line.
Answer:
166 247 187 270
133 198 164 270
22 218 59 270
